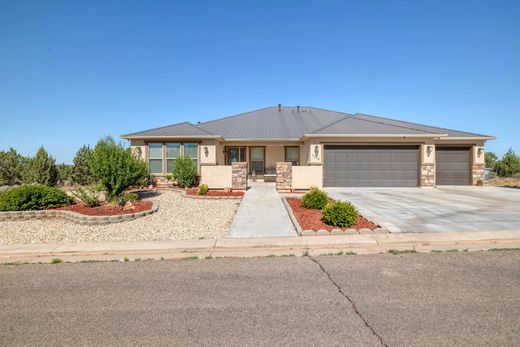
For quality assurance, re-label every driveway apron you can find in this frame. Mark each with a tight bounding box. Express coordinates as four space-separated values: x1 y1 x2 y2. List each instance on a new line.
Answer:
230 182 297 238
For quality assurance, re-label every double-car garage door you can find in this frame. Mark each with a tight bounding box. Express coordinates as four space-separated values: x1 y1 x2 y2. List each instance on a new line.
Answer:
324 145 419 187
324 145 472 187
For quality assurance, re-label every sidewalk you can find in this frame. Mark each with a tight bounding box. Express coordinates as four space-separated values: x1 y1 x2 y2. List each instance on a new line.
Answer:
1 229 520 263
229 182 296 237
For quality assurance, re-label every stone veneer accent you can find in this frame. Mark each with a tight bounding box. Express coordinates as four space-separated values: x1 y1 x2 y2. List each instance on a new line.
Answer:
0 201 159 225
420 164 435 187
472 164 486 185
232 162 248 190
276 162 292 192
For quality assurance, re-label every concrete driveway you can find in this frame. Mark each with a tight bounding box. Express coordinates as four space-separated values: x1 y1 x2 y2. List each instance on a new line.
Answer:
326 186 520 233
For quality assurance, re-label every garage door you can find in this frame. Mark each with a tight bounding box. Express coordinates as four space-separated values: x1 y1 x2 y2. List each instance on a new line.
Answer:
324 145 419 187
436 147 470 185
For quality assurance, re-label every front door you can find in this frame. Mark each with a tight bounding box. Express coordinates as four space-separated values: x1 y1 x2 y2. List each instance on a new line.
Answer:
225 147 246 165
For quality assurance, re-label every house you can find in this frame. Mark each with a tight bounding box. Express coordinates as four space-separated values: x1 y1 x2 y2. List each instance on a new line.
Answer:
121 105 494 190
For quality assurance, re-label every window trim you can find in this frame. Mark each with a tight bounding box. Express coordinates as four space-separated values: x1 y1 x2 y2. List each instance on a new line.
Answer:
146 142 200 175
148 143 164 174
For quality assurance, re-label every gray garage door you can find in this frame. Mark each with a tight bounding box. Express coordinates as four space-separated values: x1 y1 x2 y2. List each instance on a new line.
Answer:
436 147 471 185
324 145 419 187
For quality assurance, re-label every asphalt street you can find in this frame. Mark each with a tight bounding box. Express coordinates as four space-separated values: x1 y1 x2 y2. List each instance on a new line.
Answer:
1 251 519 346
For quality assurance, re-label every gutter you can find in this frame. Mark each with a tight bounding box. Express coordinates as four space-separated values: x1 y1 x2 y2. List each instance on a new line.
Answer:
300 134 449 140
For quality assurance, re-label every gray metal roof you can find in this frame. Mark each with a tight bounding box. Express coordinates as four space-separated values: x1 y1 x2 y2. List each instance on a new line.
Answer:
122 106 492 139
122 122 216 138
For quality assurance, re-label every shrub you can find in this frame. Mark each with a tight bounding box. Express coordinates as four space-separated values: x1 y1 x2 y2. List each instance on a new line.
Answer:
495 148 520 177
122 192 139 202
89 137 148 199
198 184 209 195
72 145 96 186
172 155 197 188
72 187 100 208
301 187 329 210
22 146 59 186
0 185 71 211
0 148 26 186
57 163 73 185
485 152 497 170
322 201 359 228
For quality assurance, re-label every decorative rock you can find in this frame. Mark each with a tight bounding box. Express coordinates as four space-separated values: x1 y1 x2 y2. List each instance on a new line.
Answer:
123 201 135 211
331 229 344 235
359 228 374 234
302 230 316 236
345 228 358 235
224 187 232 193
316 229 330 236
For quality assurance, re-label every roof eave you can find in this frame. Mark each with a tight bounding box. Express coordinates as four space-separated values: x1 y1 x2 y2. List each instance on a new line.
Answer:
301 133 448 140
437 136 496 141
121 135 223 140
222 138 301 142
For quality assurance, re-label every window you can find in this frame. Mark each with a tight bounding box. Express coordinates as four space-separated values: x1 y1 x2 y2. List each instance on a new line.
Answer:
148 143 163 174
183 143 198 170
226 147 246 164
285 147 300 166
251 147 265 174
166 143 181 173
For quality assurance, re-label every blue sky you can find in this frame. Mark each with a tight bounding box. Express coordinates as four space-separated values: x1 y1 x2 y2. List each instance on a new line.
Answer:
1 0 519 164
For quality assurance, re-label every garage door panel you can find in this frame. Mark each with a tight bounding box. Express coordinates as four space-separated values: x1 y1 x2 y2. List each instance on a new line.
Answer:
436 147 470 185
324 146 419 187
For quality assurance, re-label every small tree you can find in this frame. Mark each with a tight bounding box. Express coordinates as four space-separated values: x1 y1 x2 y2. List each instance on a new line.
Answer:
172 155 197 188
71 145 95 185
0 148 26 186
89 136 147 199
22 146 58 186
485 152 497 170
495 148 520 177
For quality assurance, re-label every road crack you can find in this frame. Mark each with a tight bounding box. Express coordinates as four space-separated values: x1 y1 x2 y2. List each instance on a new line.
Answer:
309 256 388 347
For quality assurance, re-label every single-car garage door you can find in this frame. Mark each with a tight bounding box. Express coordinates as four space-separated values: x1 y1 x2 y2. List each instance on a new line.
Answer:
436 147 471 185
324 145 419 187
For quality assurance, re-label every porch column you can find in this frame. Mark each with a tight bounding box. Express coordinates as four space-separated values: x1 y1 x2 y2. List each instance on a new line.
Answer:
471 145 486 185
420 144 435 187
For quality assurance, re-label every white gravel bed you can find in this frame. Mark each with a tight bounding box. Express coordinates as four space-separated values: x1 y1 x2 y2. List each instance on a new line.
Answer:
0 190 240 245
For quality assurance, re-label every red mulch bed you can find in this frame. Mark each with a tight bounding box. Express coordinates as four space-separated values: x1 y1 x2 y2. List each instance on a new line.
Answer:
287 198 377 231
184 188 244 197
54 200 153 216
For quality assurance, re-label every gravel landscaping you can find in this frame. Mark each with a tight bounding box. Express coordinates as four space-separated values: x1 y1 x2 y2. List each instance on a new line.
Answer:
0 190 240 245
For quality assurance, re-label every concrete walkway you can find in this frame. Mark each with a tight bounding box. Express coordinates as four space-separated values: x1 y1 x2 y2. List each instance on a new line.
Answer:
229 182 297 238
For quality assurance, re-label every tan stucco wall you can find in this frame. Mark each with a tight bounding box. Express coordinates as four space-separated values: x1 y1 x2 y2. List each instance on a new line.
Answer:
420 143 435 164
292 165 323 189
266 146 285 170
201 165 232 189
199 140 217 165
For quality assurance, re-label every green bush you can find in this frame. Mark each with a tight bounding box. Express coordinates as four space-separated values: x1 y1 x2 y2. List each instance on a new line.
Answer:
172 155 197 188
0 185 71 211
198 184 209 195
485 152 497 170
123 192 139 202
89 137 148 199
72 145 96 185
301 187 329 209
72 187 100 208
0 148 26 186
495 148 520 177
57 163 73 185
321 201 359 228
22 146 58 186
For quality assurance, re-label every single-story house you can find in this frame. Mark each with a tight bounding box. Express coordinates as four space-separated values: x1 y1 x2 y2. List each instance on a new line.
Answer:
121 105 494 190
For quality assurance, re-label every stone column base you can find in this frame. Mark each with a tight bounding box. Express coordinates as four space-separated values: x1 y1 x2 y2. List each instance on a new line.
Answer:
420 164 435 187
472 164 486 185
276 162 292 191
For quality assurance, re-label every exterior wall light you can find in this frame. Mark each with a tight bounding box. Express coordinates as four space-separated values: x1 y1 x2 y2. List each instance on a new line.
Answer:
426 145 434 157
477 147 484 157
314 145 320 160
204 146 209 157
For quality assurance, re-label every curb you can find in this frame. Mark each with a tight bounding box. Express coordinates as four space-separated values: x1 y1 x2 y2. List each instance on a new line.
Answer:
1 229 520 263
0 201 159 225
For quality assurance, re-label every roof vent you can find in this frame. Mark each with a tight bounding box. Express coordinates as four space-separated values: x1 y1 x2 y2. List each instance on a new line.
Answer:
278 104 281 111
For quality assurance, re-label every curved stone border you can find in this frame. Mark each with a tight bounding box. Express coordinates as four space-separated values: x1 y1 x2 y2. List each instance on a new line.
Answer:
281 197 388 236
0 201 159 225
170 188 243 200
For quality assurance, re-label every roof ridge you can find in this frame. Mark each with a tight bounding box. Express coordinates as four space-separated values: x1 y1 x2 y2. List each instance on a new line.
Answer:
354 113 487 137
350 114 438 134
310 113 350 134
198 106 275 125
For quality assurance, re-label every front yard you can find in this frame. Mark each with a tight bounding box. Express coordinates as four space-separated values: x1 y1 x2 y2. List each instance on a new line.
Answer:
0 190 240 245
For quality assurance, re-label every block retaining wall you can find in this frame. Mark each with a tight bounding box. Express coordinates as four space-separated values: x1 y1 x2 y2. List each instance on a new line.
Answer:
0 201 159 225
